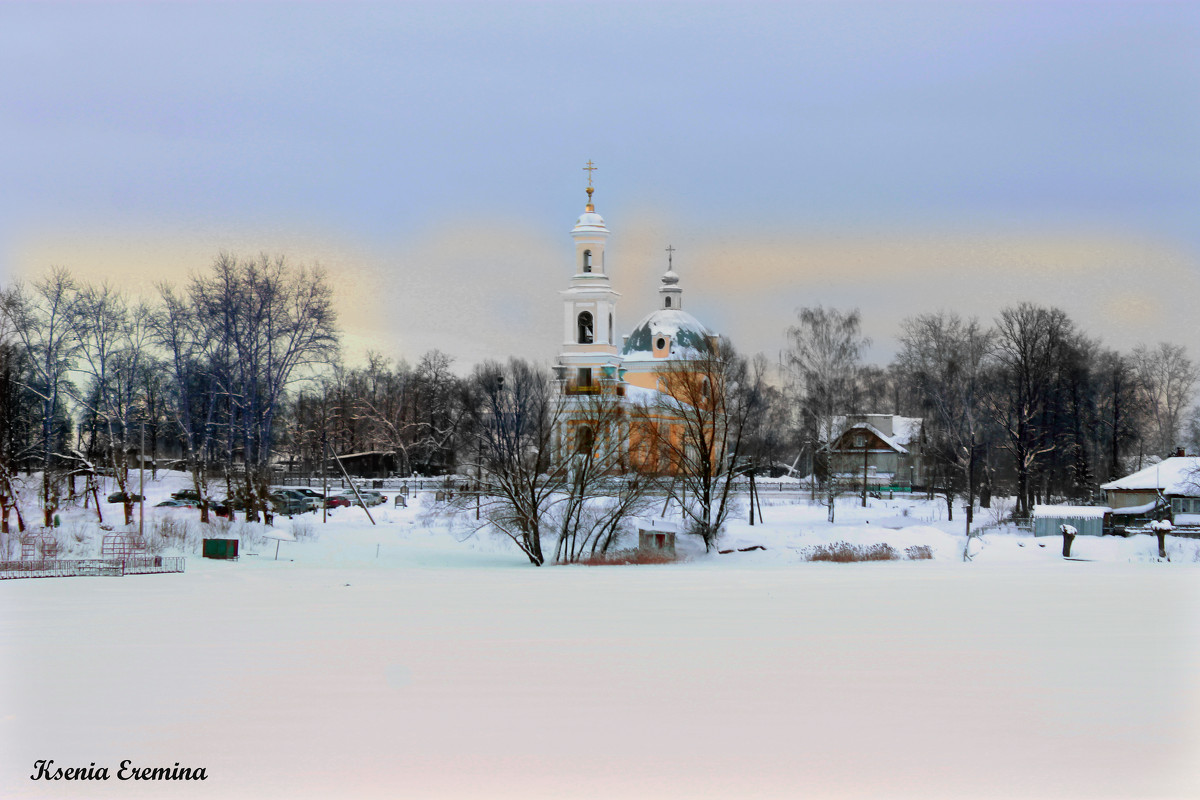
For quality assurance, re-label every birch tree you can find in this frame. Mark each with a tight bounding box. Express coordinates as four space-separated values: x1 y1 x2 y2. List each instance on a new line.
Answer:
784 306 869 522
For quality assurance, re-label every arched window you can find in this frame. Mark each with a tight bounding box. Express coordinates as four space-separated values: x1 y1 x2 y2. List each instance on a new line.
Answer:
608 313 613 343
665 296 672 308
582 250 592 273
578 311 594 344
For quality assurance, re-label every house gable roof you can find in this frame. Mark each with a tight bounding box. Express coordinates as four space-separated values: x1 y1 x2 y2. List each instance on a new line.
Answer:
830 422 909 455
1099 456 1200 495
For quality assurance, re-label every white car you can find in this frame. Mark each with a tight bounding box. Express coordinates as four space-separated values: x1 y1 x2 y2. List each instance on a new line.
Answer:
341 490 384 507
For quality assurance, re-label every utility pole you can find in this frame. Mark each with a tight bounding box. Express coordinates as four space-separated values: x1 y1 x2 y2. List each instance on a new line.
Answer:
861 434 869 507
139 421 145 537
321 398 328 525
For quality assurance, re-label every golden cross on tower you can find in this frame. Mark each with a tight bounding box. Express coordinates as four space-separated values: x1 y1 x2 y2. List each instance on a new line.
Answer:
583 160 598 187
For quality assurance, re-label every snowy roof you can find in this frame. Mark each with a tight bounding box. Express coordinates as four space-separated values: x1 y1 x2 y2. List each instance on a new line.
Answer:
824 415 922 447
834 422 909 454
622 383 691 412
1032 505 1111 519
1099 456 1200 495
1110 500 1163 516
890 417 923 447
621 309 714 362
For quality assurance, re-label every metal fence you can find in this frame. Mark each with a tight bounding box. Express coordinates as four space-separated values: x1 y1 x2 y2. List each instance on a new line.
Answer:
0 557 186 580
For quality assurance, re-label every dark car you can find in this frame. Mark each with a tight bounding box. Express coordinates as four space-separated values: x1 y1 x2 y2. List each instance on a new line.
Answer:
171 489 202 501
269 490 311 516
107 492 144 503
155 498 195 508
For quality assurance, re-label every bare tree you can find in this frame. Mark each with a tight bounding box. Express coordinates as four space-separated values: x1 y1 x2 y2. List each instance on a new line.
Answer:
2 269 81 525
0 290 33 536
1133 342 1198 458
985 303 1076 516
189 253 339 520
634 338 765 550
151 282 225 522
551 389 655 562
897 311 993 547
784 306 869 522
69 284 151 525
460 359 560 565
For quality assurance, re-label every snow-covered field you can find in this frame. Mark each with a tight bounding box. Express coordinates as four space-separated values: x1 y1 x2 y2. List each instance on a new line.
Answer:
3 472 1199 798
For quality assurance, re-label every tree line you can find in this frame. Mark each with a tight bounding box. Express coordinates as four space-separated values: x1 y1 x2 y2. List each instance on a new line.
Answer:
3 258 1198 555
786 304 1200 526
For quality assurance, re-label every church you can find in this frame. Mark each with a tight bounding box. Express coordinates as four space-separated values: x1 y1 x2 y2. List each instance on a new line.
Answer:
552 168 721 473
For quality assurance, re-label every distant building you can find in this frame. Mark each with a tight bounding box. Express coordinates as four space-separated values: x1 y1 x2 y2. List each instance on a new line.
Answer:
827 414 925 489
1099 454 1200 523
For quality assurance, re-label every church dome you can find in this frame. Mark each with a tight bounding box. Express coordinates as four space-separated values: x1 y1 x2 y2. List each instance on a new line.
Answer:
621 308 714 361
572 210 608 234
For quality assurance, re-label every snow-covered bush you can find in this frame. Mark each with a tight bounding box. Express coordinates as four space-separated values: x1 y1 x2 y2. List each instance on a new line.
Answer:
290 518 316 541
905 545 933 560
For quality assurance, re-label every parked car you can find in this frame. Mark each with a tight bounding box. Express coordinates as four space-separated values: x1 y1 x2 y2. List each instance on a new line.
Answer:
324 495 351 509
155 498 195 508
275 487 324 510
212 496 252 517
171 489 201 501
270 490 313 516
346 490 385 507
107 492 144 503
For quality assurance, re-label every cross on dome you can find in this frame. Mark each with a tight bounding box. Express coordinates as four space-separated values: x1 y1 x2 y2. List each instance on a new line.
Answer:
583 160 598 211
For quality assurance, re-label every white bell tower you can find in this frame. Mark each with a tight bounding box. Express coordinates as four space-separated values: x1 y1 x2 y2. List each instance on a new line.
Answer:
557 162 622 391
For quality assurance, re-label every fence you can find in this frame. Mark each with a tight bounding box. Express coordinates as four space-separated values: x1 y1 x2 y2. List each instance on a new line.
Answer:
0 557 186 580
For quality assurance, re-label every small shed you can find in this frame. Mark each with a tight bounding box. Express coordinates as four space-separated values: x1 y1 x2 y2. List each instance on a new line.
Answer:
1032 505 1110 537
637 518 677 556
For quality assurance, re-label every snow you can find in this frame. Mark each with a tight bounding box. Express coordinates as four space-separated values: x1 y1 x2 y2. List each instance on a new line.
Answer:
1110 499 1162 515
1100 455 1200 494
3 471 1200 798
1032 504 1111 519
261 529 297 541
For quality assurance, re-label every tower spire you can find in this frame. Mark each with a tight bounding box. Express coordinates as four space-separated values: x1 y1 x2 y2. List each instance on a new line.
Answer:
660 245 681 309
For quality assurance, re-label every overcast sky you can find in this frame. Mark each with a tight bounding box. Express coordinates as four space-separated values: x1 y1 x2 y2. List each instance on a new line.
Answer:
3 1 1199 370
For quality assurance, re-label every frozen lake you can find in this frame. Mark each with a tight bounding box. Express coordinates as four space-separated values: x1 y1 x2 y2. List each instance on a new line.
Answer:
4 557 1198 799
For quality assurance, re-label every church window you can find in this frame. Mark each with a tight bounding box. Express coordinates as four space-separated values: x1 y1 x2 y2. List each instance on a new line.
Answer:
578 311 594 344
608 313 613 343
577 367 592 388
576 425 594 455
583 250 592 273
665 296 672 308
655 337 667 351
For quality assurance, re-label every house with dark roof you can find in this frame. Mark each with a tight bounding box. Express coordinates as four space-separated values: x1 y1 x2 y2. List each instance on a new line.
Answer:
827 414 925 489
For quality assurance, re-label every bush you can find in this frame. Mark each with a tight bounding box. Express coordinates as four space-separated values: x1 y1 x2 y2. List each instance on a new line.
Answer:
905 545 934 560
290 518 316 541
804 541 899 562
577 548 676 566
150 515 199 554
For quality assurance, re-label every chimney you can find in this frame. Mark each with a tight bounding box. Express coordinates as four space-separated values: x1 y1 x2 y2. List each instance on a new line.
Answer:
1176 448 1186 458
